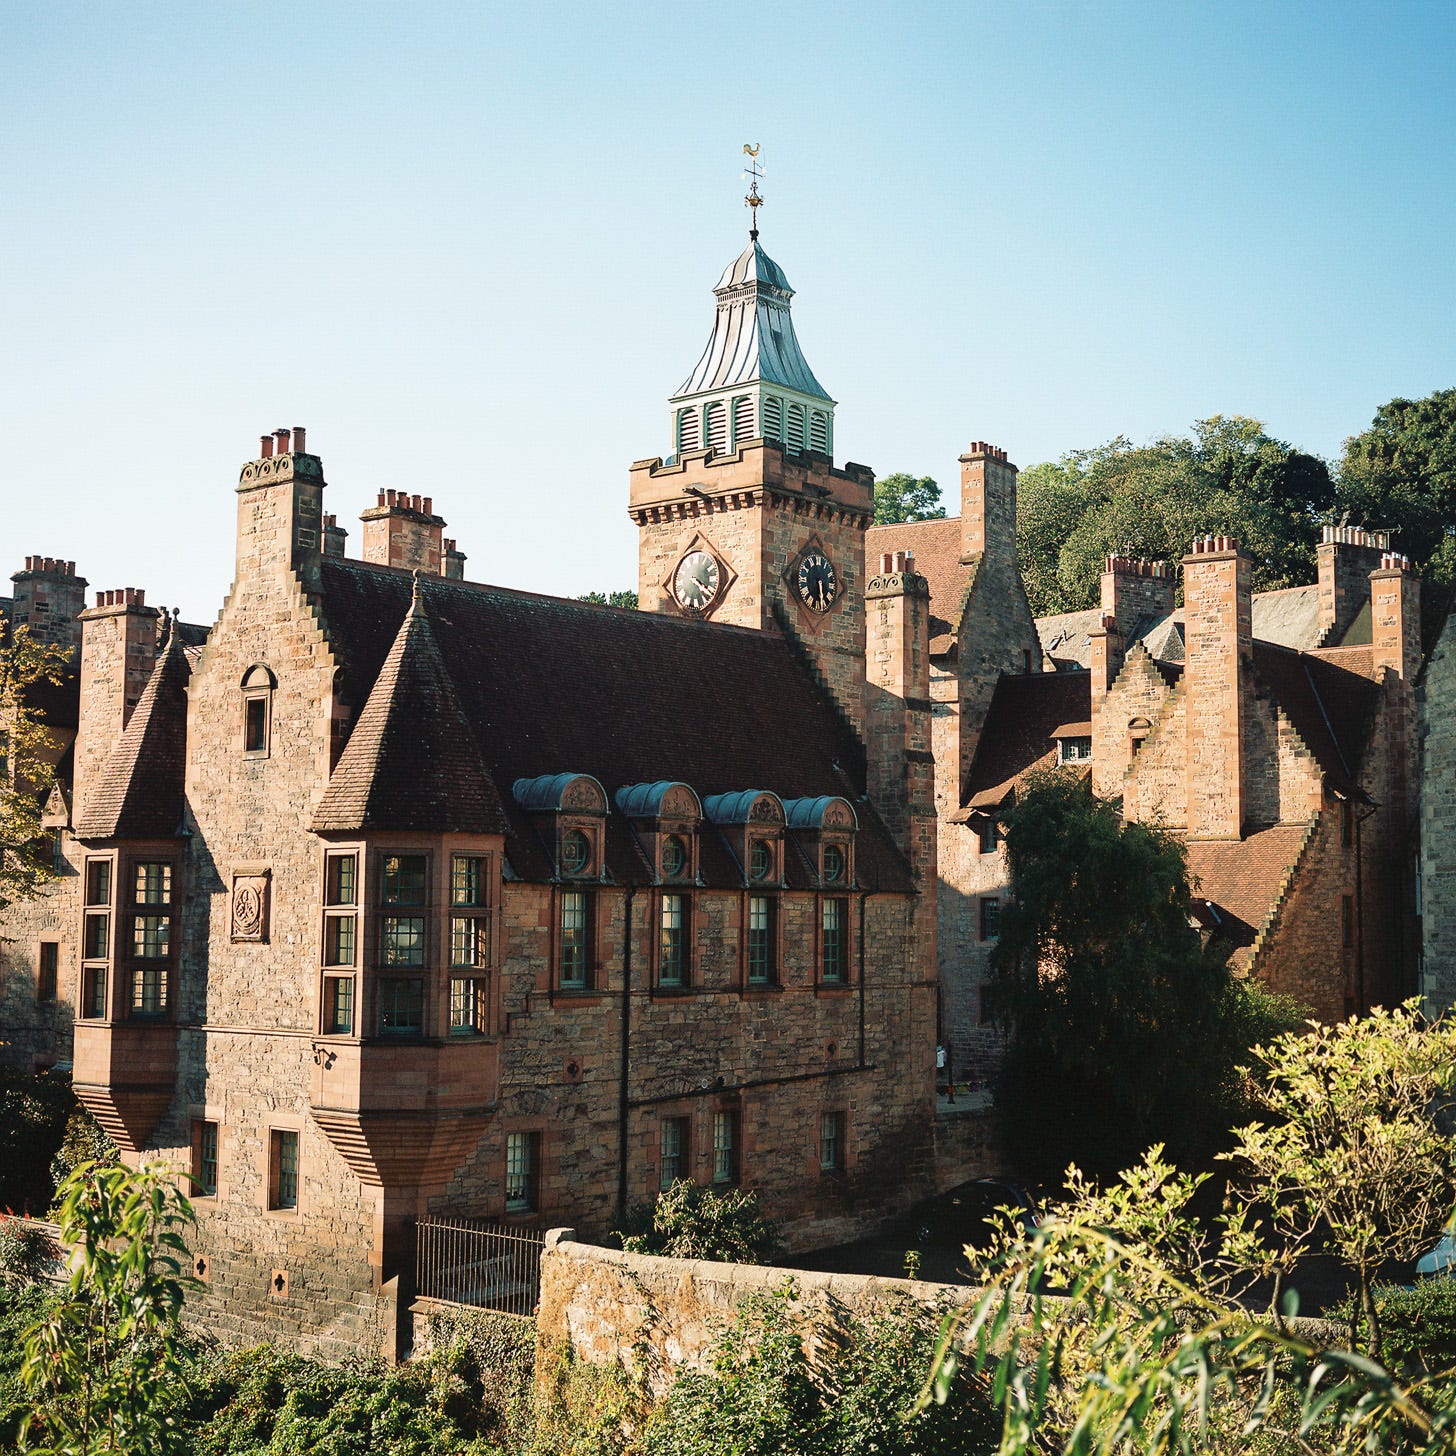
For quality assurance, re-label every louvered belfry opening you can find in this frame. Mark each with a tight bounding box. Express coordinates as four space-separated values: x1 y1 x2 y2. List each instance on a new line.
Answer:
706 400 727 452
678 407 700 453
763 394 783 442
787 402 806 450
810 410 828 453
733 394 755 447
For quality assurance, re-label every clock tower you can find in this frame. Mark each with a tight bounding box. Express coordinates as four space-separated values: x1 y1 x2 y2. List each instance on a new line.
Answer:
630 216 872 736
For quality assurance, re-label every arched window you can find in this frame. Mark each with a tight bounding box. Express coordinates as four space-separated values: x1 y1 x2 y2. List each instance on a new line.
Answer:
241 665 276 757
705 400 727 453
786 403 806 450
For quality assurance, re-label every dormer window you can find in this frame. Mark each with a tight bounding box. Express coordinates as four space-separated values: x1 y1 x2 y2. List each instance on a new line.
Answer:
822 844 846 885
242 664 276 757
615 781 702 886
749 839 775 882
662 835 687 879
561 830 592 876
783 796 858 891
1059 736 1092 764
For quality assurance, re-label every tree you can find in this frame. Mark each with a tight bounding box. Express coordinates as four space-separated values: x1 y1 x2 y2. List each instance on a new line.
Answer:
924 1010 1456 1453
1335 387 1456 590
20 1160 198 1455
615 1179 783 1264
1221 1001 1456 1363
1015 417 1335 615
988 770 1301 1183
0 626 72 917
873 473 945 526
575 589 640 609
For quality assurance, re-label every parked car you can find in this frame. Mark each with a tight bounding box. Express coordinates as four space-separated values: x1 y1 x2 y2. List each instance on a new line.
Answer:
1416 1231 1456 1279
900 1178 1040 1252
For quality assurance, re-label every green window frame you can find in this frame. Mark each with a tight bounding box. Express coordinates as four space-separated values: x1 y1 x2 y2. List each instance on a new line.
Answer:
381 915 426 967
712 1111 737 1185
381 854 427 905
660 1117 689 1190
560 890 590 988
505 1131 537 1213
270 1129 299 1211
323 975 354 1035
820 1110 845 1172
379 977 424 1036
821 898 847 984
659 893 687 987
747 896 774 985
196 1121 218 1198
449 976 487 1035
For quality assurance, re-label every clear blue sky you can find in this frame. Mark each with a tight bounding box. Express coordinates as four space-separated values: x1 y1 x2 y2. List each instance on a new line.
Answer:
3 1 1453 620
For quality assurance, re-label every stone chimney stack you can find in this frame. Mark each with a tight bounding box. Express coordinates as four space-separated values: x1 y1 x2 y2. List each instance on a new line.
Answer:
322 513 348 560
1317 525 1390 644
1101 553 1175 632
1182 535 1252 841
73 588 162 824
235 426 326 595
865 550 935 890
1088 612 1126 701
1370 552 1420 682
959 442 1017 563
9 557 89 653
359 491 447 575
442 538 467 581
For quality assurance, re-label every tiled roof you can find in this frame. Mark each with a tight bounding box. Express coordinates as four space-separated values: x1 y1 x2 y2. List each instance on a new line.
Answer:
1252 642 1379 798
312 584 508 835
960 672 1092 810
1185 825 1310 970
73 623 190 840
315 559 915 893
866 517 965 655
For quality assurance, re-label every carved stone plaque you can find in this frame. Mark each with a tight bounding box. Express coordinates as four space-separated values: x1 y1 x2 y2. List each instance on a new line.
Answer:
231 873 270 942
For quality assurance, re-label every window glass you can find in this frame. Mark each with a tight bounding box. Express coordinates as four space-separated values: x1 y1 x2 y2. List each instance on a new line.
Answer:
244 695 268 753
978 820 999 854
450 976 487 1034
83 966 106 1020
83 911 110 961
979 897 1000 941
324 976 354 1035
822 844 846 884
132 964 166 1015
1058 736 1092 763
747 896 773 984
660 1117 688 1189
451 915 490 967
820 1111 844 1172
659 893 686 986
821 898 847 983
505 1131 537 1212
37 943 58 1003
132 915 171 959
324 913 356 967
381 916 426 966
197 1121 218 1197
379 977 424 1035
134 862 172 904
85 860 112 907
452 855 489 906
560 891 589 987
749 840 773 882
560 830 592 876
712 1111 737 1184
326 854 357 906
271 1130 298 1210
381 855 427 905
661 835 686 879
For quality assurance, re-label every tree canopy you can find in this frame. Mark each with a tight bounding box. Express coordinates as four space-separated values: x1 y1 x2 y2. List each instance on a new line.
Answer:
1335 387 1456 589
873 473 946 526
1017 416 1335 615
0 626 71 917
575 589 639 609
989 770 1303 1183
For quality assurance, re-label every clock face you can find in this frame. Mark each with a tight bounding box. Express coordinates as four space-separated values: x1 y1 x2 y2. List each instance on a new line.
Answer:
674 550 721 612
796 551 839 613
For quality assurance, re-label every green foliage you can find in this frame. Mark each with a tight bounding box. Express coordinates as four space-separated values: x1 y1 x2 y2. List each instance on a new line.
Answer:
576 589 640 609
20 1160 198 1455
1330 1279 1456 1380
0 1283 53 1449
873 472 945 526
615 1179 783 1264
642 1283 997 1456
0 627 72 917
0 1214 60 1283
520 1341 647 1456
1016 417 1334 614
46 1105 117 1214
1335 387 1456 586
1221 1001 1456 1362
990 770 1266 1182
0 1069 74 1216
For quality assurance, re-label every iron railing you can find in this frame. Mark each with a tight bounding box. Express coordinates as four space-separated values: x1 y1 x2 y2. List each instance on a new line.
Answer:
414 1216 543 1316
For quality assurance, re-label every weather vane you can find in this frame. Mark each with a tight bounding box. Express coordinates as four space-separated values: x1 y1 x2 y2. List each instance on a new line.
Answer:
742 143 763 239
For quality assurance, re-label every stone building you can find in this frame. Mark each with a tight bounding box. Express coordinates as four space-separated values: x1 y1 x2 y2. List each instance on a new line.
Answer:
0 231 947 1356
872 469 1422 1084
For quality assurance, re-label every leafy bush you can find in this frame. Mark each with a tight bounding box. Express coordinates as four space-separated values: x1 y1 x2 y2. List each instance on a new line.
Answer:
1331 1278 1456 1377
615 1180 782 1264
0 1067 74 1216
640 1282 996 1456
0 1213 59 1283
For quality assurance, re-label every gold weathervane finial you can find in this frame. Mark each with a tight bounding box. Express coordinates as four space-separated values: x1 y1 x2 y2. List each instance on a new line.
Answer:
742 143 764 239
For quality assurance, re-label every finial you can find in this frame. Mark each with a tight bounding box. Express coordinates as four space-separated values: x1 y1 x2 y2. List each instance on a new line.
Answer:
411 568 424 612
742 143 764 240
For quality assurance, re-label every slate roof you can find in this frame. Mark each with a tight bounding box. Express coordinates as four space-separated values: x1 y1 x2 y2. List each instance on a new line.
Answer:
73 622 190 840
312 583 508 835
1185 825 1311 970
866 517 964 655
1251 585 1323 650
314 559 914 893
959 672 1092 811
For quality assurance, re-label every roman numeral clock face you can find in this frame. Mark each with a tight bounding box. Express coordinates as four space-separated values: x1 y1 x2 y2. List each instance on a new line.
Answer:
673 550 721 612
796 551 839 613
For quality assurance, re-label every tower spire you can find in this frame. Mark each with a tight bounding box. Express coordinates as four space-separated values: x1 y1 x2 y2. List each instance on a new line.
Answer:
742 143 763 240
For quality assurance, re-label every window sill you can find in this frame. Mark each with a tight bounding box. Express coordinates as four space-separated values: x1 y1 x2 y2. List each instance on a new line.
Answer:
815 983 854 997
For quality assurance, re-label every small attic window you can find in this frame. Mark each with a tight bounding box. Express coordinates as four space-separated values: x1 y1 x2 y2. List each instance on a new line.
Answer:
1058 736 1092 764
242 665 276 758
